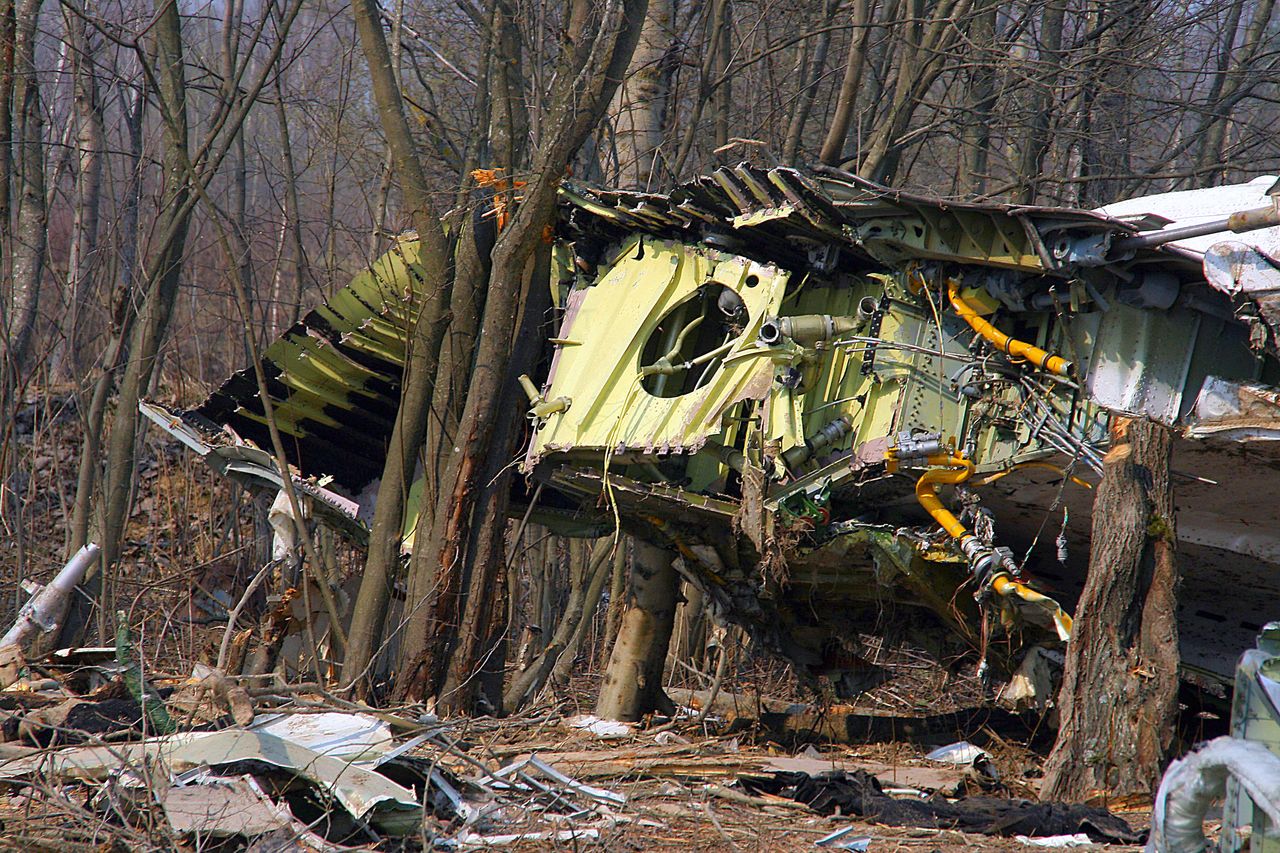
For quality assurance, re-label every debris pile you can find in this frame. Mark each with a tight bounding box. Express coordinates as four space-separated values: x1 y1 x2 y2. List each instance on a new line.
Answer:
0 694 636 848
0 660 1149 850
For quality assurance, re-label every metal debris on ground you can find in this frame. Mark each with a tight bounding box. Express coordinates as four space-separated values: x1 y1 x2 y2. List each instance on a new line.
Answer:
1016 833 1099 847
566 713 635 739
0 637 1158 851
814 826 873 849
926 741 989 765
0 690 638 847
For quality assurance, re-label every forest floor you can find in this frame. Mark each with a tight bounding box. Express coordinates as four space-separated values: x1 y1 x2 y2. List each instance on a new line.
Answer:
0 697 1155 852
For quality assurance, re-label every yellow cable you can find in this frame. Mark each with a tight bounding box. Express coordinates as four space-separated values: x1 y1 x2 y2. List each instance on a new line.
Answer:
991 573 1074 640
888 445 1076 641
971 461 1092 490
947 279 1072 377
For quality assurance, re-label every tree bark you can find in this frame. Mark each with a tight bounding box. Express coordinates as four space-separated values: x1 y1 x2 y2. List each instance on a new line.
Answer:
61 0 193 645
1013 0 1065 204
50 4 104 384
0 0 13 250
1075 1 1151 207
610 0 675 189
711 0 733 152
1041 418 1179 801
506 537 613 709
597 539 680 721
395 0 648 706
1188 0 1274 187
67 86 143 559
783 0 838 164
342 0 458 696
960 0 998 195
817 0 873 166
4 0 46 377
857 0 973 183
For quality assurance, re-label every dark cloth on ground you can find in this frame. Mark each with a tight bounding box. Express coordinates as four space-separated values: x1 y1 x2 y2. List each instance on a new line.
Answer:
736 770 1141 843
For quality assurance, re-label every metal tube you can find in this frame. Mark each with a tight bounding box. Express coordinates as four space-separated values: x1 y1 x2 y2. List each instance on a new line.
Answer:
1111 200 1280 254
1 543 100 648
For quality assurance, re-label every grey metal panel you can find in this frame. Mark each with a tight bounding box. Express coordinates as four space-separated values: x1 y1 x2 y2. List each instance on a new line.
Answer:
1085 304 1201 424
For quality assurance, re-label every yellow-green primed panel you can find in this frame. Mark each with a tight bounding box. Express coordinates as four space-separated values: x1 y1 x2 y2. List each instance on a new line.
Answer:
530 238 789 456
248 239 423 432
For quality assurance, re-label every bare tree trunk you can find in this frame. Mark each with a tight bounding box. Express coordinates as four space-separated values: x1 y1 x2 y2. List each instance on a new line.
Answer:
50 5 104 384
1188 0 1274 186
960 0 997 194
547 539 615 689
670 580 706 672
598 539 628 668
506 538 612 710
817 0 873 166
342 0 463 696
220 0 255 360
368 0 403 261
711 0 732 152
858 0 973 183
394 0 648 707
1041 419 1179 801
670 0 728 178
271 68 307 328
783 0 839 164
610 0 675 189
1013 0 1065 204
435 247 552 714
67 86 143 558
4 0 46 376
1076 1 1151 207
0 0 13 250
597 539 679 721
59 0 193 645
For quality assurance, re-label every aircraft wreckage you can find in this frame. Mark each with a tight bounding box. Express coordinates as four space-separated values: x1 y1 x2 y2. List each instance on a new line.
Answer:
144 165 1280 696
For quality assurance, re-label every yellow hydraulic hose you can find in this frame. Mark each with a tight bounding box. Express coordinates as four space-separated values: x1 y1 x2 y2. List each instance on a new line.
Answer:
914 454 975 544
946 279 1073 377
991 573 1074 640
887 450 978 550
887 444 1076 640
971 461 1093 490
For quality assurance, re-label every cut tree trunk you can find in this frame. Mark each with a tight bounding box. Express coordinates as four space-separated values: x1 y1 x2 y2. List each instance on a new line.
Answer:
1040 418 1179 801
597 539 680 721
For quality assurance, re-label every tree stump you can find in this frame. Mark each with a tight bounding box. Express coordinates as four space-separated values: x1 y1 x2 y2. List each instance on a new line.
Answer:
597 539 679 721
1041 418 1180 801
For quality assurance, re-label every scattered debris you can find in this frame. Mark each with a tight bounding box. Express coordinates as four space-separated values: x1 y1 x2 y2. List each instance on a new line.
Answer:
926 741 988 765
814 826 873 849
248 710 392 760
442 827 603 848
479 754 627 808
161 774 295 837
1000 647 1063 711
0 544 100 689
927 740 1001 788
566 713 634 739
1016 832 1097 847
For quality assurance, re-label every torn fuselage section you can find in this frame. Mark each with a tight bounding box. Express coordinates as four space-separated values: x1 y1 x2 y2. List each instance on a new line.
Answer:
522 166 1280 692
